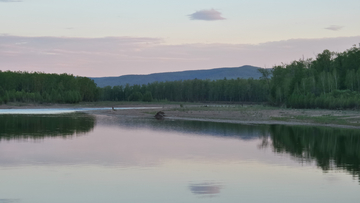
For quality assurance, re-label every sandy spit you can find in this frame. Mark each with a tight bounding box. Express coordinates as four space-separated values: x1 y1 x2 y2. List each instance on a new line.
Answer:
2 102 360 129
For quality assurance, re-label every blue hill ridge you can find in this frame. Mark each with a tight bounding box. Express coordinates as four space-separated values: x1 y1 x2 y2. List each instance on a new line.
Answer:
91 65 262 87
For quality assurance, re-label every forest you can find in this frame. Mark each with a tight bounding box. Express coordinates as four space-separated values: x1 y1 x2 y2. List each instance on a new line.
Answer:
98 44 360 109
1 44 360 109
270 44 360 109
98 77 268 103
0 72 98 104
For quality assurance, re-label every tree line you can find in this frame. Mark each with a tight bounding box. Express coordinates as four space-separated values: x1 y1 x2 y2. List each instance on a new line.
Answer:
0 71 98 104
1 44 359 109
98 78 268 103
269 44 360 109
99 44 360 109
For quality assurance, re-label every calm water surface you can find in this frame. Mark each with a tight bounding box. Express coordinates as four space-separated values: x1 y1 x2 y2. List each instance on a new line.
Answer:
0 112 359 203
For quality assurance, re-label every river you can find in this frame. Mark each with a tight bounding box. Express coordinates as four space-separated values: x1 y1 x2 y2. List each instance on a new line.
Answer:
0 109 359 203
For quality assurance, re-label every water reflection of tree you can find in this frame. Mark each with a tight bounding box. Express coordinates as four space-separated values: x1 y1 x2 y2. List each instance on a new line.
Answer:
0 113 95 140
107 118 269 140
265 125 360 181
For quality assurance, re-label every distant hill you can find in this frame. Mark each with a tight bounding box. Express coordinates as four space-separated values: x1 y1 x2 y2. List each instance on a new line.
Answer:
91 65 262 87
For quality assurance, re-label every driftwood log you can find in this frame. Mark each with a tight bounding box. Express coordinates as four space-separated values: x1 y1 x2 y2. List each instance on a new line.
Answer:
154 111 166 119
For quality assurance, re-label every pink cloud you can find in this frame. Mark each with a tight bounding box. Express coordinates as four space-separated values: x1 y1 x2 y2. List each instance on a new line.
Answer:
0 35 359 77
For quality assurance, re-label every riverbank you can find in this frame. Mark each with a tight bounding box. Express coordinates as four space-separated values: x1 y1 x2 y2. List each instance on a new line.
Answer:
98 103 360 129
2 102 360 129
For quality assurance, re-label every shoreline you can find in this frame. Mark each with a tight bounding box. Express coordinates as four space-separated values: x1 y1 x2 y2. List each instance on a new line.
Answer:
164 116 360 129
2 102 360 129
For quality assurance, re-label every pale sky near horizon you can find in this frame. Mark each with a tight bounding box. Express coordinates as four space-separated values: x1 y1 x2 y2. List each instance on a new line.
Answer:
1 0 360 77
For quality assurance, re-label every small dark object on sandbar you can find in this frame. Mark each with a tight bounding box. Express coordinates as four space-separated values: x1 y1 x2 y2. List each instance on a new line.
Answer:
154 111 165 120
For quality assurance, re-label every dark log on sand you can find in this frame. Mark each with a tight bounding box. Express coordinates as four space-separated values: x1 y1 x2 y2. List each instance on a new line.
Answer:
154 111 165 120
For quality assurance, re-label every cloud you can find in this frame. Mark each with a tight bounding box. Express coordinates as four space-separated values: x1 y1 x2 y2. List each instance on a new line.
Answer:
0 0 22 2
325 25 344 31
189 9 225 21
1 35 360 77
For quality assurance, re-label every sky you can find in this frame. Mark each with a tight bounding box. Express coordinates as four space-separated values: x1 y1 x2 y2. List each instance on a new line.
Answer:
0 0 359 77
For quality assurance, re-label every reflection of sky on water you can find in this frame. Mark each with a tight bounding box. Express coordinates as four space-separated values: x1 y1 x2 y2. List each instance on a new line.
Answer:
0 125 263 166
0 199 20 203
0 114 360 203
0 122 300 168
96 115 269 140
1 114 359 172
